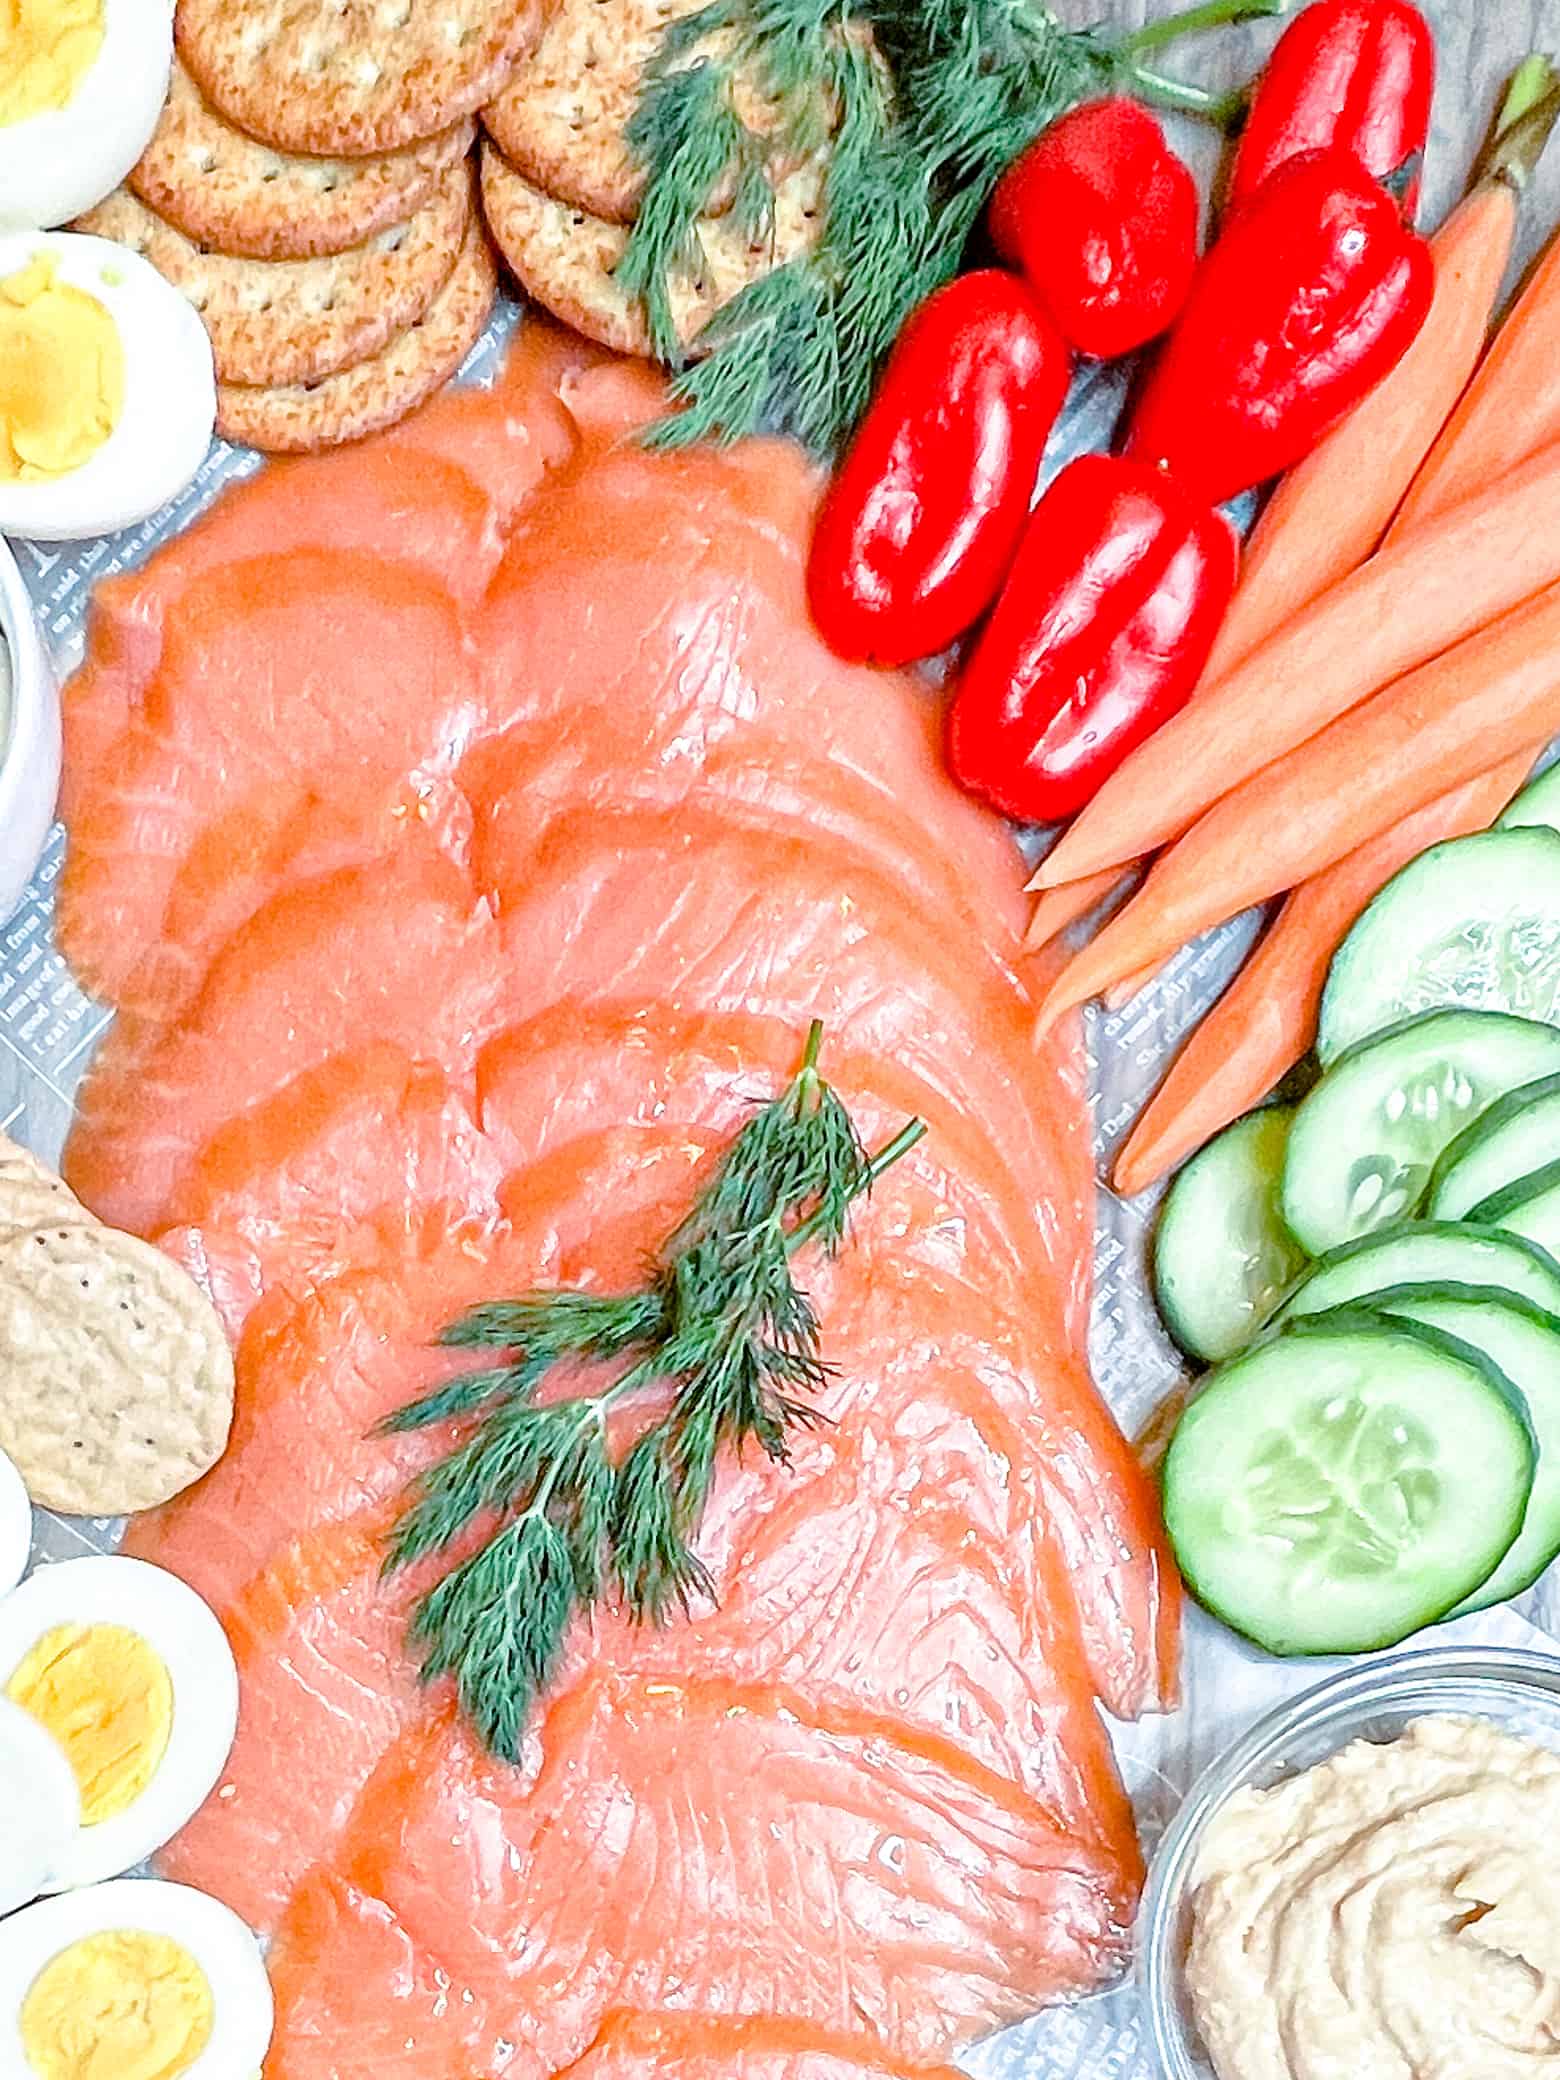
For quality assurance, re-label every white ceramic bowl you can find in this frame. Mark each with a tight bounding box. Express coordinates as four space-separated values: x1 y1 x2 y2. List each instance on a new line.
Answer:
0 540 60 928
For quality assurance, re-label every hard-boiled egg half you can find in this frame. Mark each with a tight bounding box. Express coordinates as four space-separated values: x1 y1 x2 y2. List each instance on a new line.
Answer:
0 229 214 540
0 1879 272 2078
0 1441 31 1598
0 1700 79 1918
0 1555 238 1891
0 0 173 230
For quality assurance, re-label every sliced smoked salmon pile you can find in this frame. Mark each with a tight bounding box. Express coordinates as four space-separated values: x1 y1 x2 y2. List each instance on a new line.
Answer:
62 325 1179 2078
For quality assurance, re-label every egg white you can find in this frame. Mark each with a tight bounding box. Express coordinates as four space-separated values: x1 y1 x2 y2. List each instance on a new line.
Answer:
0 1443 30 1598
0 229 215 541
0 1555 238 1890
0 1698 79 1918
0 0 174 231
0 1878 273 2076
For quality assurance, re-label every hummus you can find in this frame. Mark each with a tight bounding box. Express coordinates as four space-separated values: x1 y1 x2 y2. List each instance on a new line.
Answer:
1186 1715 1560 2079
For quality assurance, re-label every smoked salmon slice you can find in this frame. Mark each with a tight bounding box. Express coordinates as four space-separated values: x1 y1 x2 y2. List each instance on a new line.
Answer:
59 318 586 832
303 1672 1132 2074
555 2012 968 2079
155 1512 432 1935
57 550 483 1020
65 840 505 1233
153 1048 506 1340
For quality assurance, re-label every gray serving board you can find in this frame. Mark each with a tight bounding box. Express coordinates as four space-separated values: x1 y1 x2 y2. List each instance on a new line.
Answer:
4 3 1560 2072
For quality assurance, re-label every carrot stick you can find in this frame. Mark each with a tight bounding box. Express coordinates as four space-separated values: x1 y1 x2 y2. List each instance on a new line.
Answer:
1107 759 1531 1195
1204 180 1526 685
1394 93 1560 534
1024 868 1122 952
1033 431 1560 891
1036 581 1560 1033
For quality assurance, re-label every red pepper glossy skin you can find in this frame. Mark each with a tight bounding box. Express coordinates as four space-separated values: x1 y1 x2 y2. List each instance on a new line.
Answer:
807 270 1071 666
988 98 1200 361
1230 0 1434 219
1125 147 1434 508
946 455 1238 827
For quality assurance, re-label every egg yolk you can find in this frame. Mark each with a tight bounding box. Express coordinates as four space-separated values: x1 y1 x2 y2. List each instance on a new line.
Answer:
6 1623 173 1825
20 1930 214 2080
0 0 104 125
0 255 125 484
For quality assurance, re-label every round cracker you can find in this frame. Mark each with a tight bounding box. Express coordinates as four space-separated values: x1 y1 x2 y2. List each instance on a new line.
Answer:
130 60 476 261
479 141 821 359
482 0 820 223
216 215 497 452
0 1226 234 1518
0 1137 92 1244
177 0 544 158
76 165 471 387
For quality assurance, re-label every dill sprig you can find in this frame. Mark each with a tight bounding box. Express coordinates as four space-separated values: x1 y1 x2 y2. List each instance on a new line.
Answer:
380 1022 925 1761
618 0 1284 453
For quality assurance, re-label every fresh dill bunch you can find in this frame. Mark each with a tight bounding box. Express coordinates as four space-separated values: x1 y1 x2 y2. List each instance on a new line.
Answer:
620 0 1281 453
380 1021 925 1761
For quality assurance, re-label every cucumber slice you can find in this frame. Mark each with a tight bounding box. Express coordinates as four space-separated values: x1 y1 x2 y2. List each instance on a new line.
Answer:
1353 1283 1560 1612
1281 1010 1560 1257
1162 1312 1534 1655
1317 828 1560 1064
1429 1072 1560 1220
1153 1108 1306 1362
1469 1157 1560 1262
1498 759 1560 835
1275 1219 1560 1324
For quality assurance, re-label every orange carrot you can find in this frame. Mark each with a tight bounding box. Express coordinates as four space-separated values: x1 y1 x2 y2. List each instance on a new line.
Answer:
1394 221 1560 532
1033 433 1560 891
1036 582 1560 1032
1204 178 1525 685
1108 759 1531 1196
1024 869 1121 952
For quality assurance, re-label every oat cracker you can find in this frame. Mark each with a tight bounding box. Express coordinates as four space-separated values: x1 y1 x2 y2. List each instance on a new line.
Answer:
77 165 472 387
131 61 475 261
216 215 497 451
479 141 821 358
178 0 545 158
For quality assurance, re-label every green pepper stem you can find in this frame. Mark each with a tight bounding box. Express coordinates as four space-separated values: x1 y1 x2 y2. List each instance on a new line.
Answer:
1118 0 1287 59
1482 59 1560 193
1128 64 1250 126
1497 53 1557 136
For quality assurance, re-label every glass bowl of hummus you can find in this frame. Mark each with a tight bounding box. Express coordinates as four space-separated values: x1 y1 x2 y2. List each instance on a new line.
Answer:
0 537 59 929
1139 1643 1560 2079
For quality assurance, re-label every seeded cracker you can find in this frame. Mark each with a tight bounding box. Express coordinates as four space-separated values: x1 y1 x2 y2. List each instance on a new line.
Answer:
0 1135 92 1242
0 1226 234 1517
131 60 476 262
77 166 472 388
177 0 545 158
217 215 497 451
480 142 823 358
483 0 748 223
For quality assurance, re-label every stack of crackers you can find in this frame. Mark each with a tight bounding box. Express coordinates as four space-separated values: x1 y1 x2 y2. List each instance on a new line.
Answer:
73 0 829 452
476 0 824 358
75 0 543 452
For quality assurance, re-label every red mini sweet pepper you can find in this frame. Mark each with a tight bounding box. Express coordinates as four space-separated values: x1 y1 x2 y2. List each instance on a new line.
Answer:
807 270 1071 667
946 454 1238 827
988 97 1201 360
1229 0 1435 219
1125 145 1434 508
